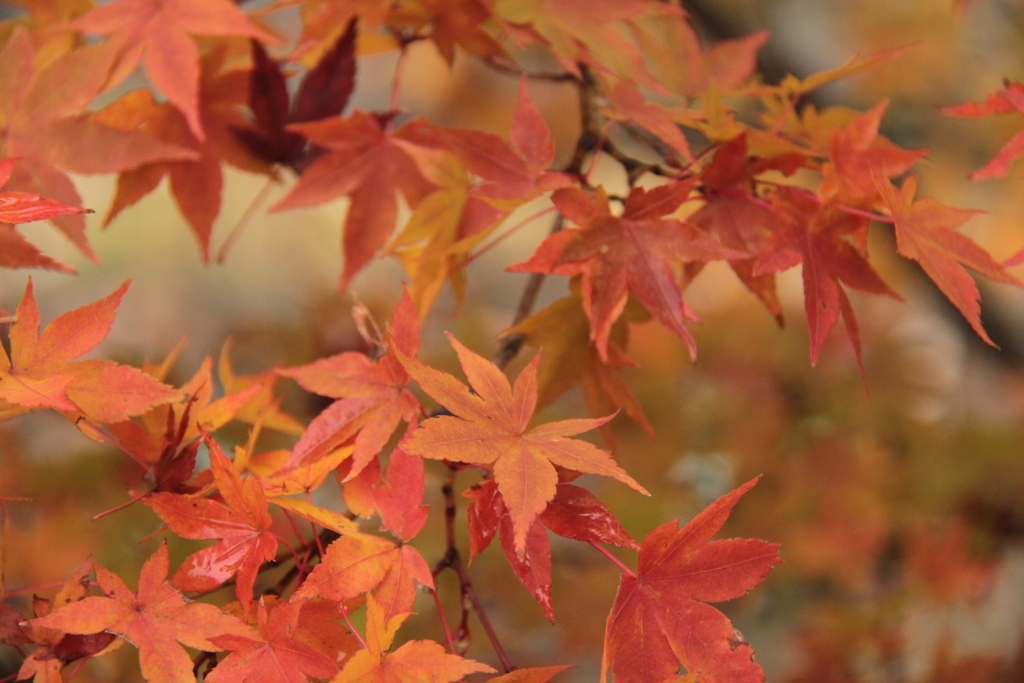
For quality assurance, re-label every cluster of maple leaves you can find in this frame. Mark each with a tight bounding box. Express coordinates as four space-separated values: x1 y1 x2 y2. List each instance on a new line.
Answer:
1 0 1022 682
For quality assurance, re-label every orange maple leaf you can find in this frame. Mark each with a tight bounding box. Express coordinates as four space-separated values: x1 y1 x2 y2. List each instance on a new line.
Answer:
0 280 180 423
601 478 781 683
291 531 433 624
67 0 279 141
142 435 277 616
333 593 494 683
394 333 648 555
29 542 258 683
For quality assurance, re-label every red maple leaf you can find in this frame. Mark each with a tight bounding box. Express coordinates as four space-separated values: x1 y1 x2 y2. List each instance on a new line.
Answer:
510 182 742 361
29 542 258 683
205 598 350 683
67 0 280 141
466 479 638 621
238 22 357 171
876 175 1024 346
142 434 277 615
278 289 422 477
269 112 443 288
602 478 781 683
98 50 272 262
752 187 901 368
0 157 93 273
942 80 1024 180
395 333 647 555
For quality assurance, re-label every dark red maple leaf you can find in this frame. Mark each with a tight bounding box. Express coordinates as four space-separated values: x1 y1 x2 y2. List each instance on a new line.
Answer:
602 478 780 683
238 20 357 172
510 182 742 361
16 559 117 682
687 134 806 324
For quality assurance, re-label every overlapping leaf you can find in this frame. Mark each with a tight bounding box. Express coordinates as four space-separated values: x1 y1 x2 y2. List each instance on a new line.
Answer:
67 0 279 141
291 532 433 624
142 435 277 615
395 333 647 555
30 542 257 683
333 593 494 683
466 479 638 620
205 598 354 683
278 290 421 477
510 182 742 361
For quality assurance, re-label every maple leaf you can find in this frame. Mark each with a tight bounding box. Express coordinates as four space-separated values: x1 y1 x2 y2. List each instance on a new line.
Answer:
98 50 272 262
0 158 91 225
29 541 258 683
278 289 422 476
0 280 180 423
876 175 1024 346
269 112 444 289
372 439 430 542
400 79 573 201
489 0 669 86
632 15 768 97
686 134 806 324
16 559 118 683
333 593 494 683
602 478 780 683
0 29 196 262
487 667 574 683
510 182 743 362
389 0 507 65
505 291 653 441
751 187 901 368
386 155 507 315
395 333 647 555
292 531 434 624
238 22 357 171
0 157 93 273
142 435 277 616
942 80 1024 180
67 0 280 141
205 598 347 683
466 479 638 620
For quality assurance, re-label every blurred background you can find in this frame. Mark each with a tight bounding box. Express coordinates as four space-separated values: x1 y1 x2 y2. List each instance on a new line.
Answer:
5 0 1024 681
